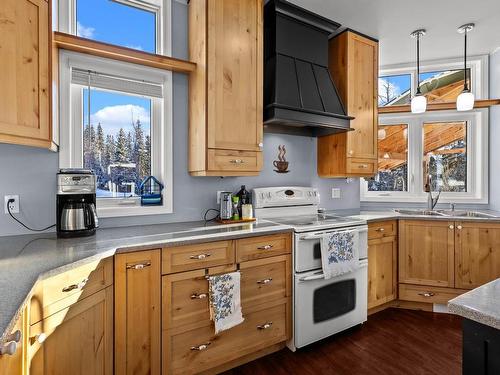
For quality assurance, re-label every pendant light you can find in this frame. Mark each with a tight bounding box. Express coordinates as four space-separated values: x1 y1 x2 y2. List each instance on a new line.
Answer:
410 29 427 114
456 23 475 111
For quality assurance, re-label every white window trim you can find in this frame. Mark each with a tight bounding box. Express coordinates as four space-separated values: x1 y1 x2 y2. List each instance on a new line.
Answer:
58 0 172 56
379 55 489 103
361 109 489 204
59 50 173 218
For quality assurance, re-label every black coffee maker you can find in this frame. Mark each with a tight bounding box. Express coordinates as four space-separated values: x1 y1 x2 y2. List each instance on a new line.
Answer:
56 169 99 238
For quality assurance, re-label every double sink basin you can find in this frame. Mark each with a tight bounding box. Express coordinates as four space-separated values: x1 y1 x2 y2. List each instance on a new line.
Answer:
394 209 499 219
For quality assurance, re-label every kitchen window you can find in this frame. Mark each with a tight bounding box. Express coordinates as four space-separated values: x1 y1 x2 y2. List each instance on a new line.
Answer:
361 109 488 204
58 0 171 55
59 51 173 217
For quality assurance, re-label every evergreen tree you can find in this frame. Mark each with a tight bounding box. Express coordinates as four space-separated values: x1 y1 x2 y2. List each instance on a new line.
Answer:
115 128 129 163
126 131 133 162
95 123 104 164
133 119 147 179
144 134 151 174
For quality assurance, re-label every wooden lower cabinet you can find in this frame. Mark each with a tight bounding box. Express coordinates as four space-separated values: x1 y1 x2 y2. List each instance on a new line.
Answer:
115 250 161 375
28 287 113 375
367 222 397 309
455 221 500 289
0 310 25 375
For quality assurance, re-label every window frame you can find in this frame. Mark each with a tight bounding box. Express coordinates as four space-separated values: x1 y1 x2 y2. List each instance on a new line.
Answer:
361 109 488 204
58 0 172 56
59 50 173 217
379 55 488 107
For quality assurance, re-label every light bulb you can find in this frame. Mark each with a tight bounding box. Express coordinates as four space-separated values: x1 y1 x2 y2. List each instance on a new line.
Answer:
456 91 475 111
411 94 427 114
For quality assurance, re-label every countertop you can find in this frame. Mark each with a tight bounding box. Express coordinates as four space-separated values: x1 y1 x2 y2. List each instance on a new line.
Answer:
338 209 500 223
0 219 291 345
448 279 500 330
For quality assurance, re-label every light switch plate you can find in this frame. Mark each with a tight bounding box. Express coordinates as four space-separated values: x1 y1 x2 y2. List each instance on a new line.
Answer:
331 188 341 199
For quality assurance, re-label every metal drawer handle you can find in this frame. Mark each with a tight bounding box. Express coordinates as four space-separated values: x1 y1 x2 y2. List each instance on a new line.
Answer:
126 262 151 270
229 159 245 164
257 322 273 330
257 245 273 250
62 278 88 293
190 253 211 260
0 341 17 356
257 278 273 285
190 293 208 300
418 292 435 297
191 342 211 351
376 228 385 232
359 164 368 169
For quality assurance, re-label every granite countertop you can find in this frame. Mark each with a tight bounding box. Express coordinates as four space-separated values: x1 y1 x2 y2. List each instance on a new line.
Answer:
448 279 500 329
0 219 292 345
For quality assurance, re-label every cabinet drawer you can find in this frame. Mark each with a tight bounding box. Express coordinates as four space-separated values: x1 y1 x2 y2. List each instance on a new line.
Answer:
368 221 397 240
399 284 467 304
207 149 262 172
236 233 291 262
346 158 376 175
240 256 290 310
30 258 113 324
162 241 234 274
162 265 235 330
163 302 288 375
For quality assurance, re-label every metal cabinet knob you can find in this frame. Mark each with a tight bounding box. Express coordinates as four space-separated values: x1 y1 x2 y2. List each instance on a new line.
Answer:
257 245 273 250
457 225 463 230
449 225 454 229
418 292 435 298
257 322 273 330
229 159 244 164
376 228 385 232
257 278 273 285
190 253 211 260
190 293 208 300
126 262 151 270
62 278 88 292
0 341 17 356
6 330 21 343
191 342 211 351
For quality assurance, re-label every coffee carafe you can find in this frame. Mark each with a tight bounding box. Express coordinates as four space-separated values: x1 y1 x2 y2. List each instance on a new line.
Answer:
57 169 99 238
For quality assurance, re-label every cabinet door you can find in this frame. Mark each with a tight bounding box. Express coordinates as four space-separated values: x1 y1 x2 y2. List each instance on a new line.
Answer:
399 220 455 287
455 222 500 289
345 32 378 160
0 311 25 375
115 250 161 375
206 0 263 152
368 236 397 309
28 287 113 375
0 0 51 147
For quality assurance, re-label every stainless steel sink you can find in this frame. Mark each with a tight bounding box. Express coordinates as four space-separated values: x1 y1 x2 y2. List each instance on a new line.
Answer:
394 209 499 219
394 209 448 216
449 211 499 218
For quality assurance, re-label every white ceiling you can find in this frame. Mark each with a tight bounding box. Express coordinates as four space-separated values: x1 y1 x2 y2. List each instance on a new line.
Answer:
289 0 500 66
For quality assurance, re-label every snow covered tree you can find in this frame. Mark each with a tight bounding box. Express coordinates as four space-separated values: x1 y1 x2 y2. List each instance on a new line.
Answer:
115 128 129 163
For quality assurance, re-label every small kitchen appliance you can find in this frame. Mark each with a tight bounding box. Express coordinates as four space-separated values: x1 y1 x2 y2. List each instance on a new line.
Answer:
253 186 368 350
56 169 99 238
219 192 233 220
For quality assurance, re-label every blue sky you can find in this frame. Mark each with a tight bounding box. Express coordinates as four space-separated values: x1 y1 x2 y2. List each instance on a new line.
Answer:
77 1 155 136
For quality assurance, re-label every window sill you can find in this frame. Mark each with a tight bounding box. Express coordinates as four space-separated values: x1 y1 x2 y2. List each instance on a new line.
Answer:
53 32 196 74
97 204 173 218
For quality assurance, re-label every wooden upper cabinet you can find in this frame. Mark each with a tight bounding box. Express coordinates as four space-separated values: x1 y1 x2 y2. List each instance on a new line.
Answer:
317 30 378 177
399 220 455 287
0 0 52 149
455 221 500 289
188 0 263 176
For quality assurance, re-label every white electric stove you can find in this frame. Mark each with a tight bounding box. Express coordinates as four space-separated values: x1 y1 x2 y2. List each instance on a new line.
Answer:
253 186 368 350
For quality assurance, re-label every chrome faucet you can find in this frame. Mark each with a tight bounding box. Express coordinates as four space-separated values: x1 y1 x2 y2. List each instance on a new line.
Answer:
424 175 441 210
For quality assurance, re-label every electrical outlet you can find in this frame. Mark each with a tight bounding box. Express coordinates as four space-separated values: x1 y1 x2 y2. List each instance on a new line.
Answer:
4 195 20 214
331 188 341 199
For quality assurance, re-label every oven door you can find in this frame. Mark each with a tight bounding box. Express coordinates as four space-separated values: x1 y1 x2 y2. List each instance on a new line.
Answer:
294 259 368 348
295 225 368 273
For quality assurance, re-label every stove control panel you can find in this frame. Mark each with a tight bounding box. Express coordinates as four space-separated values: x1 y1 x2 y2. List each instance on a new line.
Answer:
253 187 319 208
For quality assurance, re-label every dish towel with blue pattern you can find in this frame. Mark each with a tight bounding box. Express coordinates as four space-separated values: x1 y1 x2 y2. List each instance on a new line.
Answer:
320 229 359 279
208 271 244 334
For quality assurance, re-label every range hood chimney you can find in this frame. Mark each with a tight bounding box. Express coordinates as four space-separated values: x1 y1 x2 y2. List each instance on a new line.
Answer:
264 0 353 137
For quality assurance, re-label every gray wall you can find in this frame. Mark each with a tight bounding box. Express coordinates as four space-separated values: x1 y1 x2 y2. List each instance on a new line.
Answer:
489 49 500 211
0 1 359 237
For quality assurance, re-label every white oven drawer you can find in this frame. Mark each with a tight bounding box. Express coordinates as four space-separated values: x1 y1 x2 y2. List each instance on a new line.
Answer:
293 259 368 348
295 225 368 273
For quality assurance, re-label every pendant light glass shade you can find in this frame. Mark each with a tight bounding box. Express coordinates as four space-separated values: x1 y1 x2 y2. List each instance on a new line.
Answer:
457 23 475 111
410 29 426 114
411 94 427 113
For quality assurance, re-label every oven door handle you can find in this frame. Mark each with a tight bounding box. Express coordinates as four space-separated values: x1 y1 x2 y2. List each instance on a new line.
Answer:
299 227 367 241
298 273 325 282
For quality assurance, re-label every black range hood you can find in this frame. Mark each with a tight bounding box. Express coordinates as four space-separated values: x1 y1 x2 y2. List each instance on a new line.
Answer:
264 0 353 137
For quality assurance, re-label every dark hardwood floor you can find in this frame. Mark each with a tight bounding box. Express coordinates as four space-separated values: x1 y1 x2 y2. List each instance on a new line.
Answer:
224 308 462 375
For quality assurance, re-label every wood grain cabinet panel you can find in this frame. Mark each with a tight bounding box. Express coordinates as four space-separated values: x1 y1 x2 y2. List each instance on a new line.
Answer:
399 220 455 287
0 0 52 148
455 222 500 289
115 250 161 375
368 233 397 309
188 0 263 176
28 287 113 375
317 30 378 177
0 310 25 375
236 233 291 262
